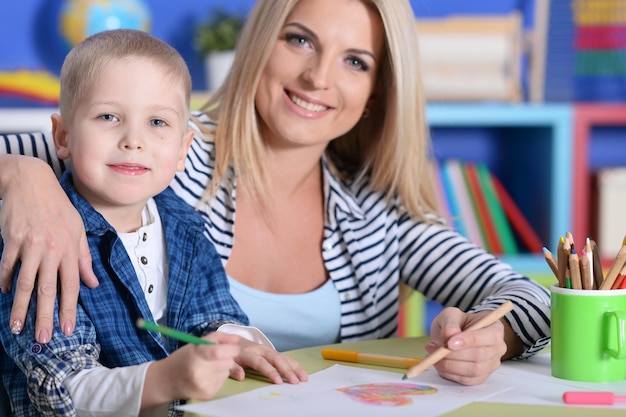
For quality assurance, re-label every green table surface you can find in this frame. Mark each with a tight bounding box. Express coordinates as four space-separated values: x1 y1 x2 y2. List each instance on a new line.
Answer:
187 337 625 417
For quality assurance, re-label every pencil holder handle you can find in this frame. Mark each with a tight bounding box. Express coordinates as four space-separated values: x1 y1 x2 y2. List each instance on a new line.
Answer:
603 311 626 359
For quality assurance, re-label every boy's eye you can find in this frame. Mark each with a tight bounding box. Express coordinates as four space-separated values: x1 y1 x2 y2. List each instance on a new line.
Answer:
150 119 167 128
99 114 119 122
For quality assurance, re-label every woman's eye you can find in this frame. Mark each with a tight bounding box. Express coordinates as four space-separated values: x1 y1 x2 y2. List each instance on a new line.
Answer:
285 33 311 48
150 119 167 128
347 57 369 72
99 114 119 122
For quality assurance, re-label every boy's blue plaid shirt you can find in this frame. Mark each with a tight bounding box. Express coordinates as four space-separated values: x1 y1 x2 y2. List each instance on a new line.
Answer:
0 171 248 416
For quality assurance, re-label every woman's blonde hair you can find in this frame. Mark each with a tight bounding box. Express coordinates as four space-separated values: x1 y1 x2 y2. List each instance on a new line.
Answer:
200 0 437 220
59 29 192 122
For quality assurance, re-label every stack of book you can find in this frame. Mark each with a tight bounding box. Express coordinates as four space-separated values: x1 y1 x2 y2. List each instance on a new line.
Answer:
573 0 626 101
433 159 542 255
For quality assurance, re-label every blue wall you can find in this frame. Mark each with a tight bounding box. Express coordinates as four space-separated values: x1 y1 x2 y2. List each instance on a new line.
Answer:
0 0 532 93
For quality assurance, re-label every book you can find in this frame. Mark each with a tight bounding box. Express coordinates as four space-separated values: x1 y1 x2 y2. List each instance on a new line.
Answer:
439 159 466 237
596 168 626 260
491 173 543 253
464 162 503 254
442 159 486 249
476 163 518 254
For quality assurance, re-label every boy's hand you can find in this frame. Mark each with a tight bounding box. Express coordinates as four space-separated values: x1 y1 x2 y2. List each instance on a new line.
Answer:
229 338 308 385
143 332 241 407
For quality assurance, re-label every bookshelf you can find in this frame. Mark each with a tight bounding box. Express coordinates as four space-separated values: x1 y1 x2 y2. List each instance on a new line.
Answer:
572 104 626 257
398 103 572 337
426 103 573 282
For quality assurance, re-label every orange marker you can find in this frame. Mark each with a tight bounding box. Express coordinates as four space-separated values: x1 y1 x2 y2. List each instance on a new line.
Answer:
322 348 421 369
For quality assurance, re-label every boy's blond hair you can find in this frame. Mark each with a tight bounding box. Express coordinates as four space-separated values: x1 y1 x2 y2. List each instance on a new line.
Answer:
59 29 192 122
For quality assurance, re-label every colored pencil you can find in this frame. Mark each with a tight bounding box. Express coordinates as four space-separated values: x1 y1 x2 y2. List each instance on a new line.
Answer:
403 301 514 380
612 262 626 290
590 239 604 289
136 319 213 345
600 241 626 290
563 237 572 289
580 253 592 290
557 236 567 288
569 248 583 290
542 247 559 278
584 237 594 289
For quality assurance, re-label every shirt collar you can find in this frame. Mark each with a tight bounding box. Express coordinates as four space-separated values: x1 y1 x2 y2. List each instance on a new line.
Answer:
321 153 365 221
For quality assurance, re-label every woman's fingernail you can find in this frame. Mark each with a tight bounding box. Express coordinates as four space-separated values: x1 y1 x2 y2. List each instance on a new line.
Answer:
448 338 463 349
0 287 9 294
37 329 50 344
62 321 74 336
10 320 23 334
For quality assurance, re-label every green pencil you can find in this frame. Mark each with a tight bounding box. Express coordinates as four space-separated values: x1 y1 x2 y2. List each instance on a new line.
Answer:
136 318 213 345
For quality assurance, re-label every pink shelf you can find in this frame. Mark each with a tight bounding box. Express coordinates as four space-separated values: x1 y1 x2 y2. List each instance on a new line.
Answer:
573 104 626 245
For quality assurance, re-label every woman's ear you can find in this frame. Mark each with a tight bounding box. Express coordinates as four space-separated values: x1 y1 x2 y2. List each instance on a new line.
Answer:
51 114 71 160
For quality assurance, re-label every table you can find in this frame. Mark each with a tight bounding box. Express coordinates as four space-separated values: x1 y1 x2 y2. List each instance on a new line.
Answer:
187 337 626 417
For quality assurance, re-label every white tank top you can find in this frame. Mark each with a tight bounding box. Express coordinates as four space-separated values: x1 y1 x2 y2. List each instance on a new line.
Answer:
227 277 341 352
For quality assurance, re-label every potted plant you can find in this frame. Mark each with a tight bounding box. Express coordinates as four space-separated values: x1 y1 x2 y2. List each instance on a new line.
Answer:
195 10 245 92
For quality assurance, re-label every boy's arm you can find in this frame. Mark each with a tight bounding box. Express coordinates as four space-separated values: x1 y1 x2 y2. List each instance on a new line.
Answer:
64 363 152 417
0 292 100 416
4 295 150 417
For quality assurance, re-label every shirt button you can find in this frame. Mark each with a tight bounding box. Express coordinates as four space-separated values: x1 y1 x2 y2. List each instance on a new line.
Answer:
323 242 333 251
148 284 154 293
142 233 148 242
141 256 148 265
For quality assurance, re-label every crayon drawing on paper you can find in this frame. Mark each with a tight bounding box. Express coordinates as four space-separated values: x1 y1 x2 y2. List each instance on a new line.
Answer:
337 382 437 406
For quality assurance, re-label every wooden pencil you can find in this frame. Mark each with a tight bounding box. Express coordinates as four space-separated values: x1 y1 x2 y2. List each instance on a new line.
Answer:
590 239 603 289
580 253 592 290
542 247 559 278
403 301 514 380
563 238 572 289
557 236 567 288
600 244 626 290
569 248 582 290
611 261 626 290
584 237 594 289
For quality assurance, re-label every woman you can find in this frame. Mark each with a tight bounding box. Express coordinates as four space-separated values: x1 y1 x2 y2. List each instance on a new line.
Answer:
0 0 550 386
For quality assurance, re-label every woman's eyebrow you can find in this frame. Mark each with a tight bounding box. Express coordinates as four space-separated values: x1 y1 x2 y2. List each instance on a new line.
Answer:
284 22 377 61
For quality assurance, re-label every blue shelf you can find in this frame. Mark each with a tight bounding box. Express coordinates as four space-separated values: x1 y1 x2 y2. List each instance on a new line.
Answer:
425 103 573 254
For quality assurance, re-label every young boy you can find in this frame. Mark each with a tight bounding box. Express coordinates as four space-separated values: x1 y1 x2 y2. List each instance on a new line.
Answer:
0 29 305 417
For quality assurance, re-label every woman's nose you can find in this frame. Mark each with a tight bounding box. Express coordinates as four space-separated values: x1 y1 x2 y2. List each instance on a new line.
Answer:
302 57 332 89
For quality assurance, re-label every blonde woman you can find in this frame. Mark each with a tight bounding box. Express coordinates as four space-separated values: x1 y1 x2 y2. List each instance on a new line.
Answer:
0 0 550 386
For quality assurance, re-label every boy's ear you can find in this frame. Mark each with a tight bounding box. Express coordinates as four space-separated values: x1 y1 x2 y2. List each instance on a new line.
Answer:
176 129 194 172
51 114 71 160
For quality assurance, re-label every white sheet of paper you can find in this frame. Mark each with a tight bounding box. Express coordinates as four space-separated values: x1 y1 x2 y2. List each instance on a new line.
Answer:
177 364 514 417
482 352 626 409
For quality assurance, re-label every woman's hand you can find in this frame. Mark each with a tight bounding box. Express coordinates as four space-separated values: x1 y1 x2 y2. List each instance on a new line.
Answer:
229 338 309 385
426 306 515 386
0 155 98 342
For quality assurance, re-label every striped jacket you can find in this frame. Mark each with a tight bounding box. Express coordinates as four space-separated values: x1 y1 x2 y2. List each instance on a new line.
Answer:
0 113 551 358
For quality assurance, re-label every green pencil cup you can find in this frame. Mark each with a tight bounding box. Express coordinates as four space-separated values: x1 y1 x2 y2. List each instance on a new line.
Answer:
551 284 626 382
